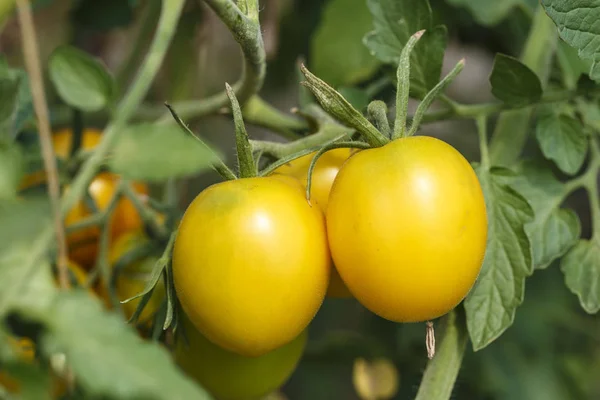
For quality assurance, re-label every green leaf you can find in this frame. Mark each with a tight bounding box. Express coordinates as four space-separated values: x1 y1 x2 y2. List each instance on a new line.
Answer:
0 142 23 199
446 0 534 26
108 122 221 182
560 238 600 313
490 54 543 106
542 0 600 82
310 0 379 87
363 0 447 98
48 46 116 112
556 40 592 89
535 107 587 175
465 166 534 351
510 161 580 269
38 291 211 399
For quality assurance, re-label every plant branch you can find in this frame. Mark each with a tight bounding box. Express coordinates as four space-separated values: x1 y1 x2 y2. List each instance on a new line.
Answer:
16 0 69 289
418 87 593 124
156 0 266 123
251 123 351 158
414 311 468 400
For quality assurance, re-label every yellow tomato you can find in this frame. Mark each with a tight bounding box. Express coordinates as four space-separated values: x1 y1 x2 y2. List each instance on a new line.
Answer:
173 176 330 357
272 148 356 298
107 231 165 324
19 128 148 268
64 172 148 267
326 136 487 322
175 314 306 400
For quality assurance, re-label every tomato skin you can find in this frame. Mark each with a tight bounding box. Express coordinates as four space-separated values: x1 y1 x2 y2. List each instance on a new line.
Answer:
272 148 356 298
173 176 330 357
326 136 487 322
175 315 306 400
106 231 165 323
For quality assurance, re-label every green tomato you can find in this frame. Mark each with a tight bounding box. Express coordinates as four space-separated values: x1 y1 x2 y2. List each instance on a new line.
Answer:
175 315 306 400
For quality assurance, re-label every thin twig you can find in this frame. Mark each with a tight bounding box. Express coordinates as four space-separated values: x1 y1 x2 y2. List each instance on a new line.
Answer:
16 0 69 289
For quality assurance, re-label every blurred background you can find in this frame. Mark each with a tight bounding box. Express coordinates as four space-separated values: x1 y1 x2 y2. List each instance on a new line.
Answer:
2 0 599 399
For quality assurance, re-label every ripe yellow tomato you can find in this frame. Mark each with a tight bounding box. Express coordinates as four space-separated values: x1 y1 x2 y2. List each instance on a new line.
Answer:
173 176 330 357
106 231 165 324
175 314 306 400
64 172 148 267
272 148 357 298
327 136 487 322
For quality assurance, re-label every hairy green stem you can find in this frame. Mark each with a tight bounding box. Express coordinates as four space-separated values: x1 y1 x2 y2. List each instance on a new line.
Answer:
488 5 557 166
421 88 590 124
305 141 370 202
156 0 265 123
165 103 237 180
367 100 391 138
414 312 468 400
408 59 465 137
251 123 351 158
476 116 490 169
242 96 306 140
394 30 424 139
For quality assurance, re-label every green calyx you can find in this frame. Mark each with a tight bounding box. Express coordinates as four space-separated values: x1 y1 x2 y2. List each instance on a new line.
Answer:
299 29 465 148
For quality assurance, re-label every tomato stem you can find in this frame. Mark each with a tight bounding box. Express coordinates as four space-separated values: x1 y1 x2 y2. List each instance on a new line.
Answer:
155 0 266 124
392 30 424 140
476 116 490 169
367 100 391 139
408 59 465 137
305 141 370 203
226 83 258 178
299 64 388 147
414 311 467 400
165 103 238 181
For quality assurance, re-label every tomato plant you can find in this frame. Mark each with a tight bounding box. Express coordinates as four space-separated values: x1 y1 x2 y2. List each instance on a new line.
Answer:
1 0 600 399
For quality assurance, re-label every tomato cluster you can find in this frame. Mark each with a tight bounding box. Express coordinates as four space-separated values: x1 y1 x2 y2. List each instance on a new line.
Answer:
172 135 487 399
9 124 487 400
